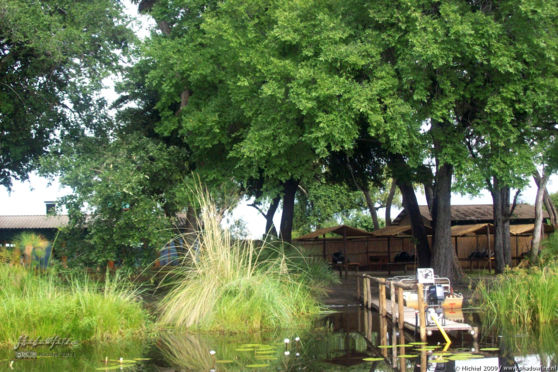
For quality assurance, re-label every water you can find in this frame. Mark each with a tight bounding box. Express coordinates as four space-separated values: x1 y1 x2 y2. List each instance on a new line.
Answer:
1 307 556 371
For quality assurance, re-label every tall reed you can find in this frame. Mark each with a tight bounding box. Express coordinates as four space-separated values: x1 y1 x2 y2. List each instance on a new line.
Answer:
476 264 558 330
158 188 334 332
0 265 149 346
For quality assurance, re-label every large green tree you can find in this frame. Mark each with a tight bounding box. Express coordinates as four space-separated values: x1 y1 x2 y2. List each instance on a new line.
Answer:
0 0 132 189
369 0 558 277
137 0 418 242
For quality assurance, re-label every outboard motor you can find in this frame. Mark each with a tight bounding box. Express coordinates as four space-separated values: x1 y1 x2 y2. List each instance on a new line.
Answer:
427 284 445 306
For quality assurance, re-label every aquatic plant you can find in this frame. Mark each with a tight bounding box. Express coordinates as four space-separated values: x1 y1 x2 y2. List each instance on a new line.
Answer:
0 265 150 346
158 188 335 332
476 264 558 330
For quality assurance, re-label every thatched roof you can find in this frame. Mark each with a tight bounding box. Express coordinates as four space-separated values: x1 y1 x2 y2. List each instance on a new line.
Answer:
295 225 374 240
451 223 494 236
392 204 547 225
369 225 433 237
0 215 69 229
509 224 555 235
370 225 413 237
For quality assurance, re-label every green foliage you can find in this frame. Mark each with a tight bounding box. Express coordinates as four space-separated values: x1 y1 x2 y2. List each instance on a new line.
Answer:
293 182 364 236
140 0 419 211
341 211 383 232
0 265 149 346
0 0 133 188
44 134 191 267
551 192 558 214
158 188 335 332
541 233 558 266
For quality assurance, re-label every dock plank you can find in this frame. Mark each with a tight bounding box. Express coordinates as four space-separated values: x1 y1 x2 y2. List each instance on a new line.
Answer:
368 297 472 333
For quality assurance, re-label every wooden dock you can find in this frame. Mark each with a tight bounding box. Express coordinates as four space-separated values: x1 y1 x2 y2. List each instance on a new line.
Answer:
359 274 476 342
366 297 473 333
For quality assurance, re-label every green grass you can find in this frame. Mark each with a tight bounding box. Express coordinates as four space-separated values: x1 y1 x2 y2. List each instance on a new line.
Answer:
476 264 558 330
158 188 336 332
476 234 558 330
0 265 150 346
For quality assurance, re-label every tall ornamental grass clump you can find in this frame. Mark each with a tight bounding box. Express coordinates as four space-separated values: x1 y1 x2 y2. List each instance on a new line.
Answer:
158 190 335 332
0 265 149 346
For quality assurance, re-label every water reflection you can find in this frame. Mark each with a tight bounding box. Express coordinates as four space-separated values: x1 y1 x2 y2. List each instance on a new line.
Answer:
1 308 556 371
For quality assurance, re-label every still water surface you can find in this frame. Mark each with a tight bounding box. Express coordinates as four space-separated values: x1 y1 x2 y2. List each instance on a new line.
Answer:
2 307 556 371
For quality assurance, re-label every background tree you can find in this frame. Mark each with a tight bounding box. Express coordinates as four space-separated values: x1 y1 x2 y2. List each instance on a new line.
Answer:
531 138 558 257
43 134 190 267
0 0 132 189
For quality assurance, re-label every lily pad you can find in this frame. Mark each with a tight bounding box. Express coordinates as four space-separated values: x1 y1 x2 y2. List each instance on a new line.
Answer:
108 360 137 364
448 354 485 361
398 354 418 358
479 347 499 351
396 344 414 347
378 345 394 349
255 356 278 361
415 345 439 350
246 364 270 368
430 358 449 363
235 348 254 352
409 342 428 345
363 357 384 362
133 358 151 361
96 365 135 371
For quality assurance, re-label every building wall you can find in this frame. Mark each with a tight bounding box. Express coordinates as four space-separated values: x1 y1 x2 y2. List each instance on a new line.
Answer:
295 233 545 269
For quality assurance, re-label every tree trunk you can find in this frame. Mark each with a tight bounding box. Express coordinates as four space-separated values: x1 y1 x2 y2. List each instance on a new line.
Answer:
280 179 298 243
424 182 434 216
362 189 380 230
396 179 431 267
531 170 549 257
264 196 281 238
490 177 512 273
533 174 558 227
543 189 558 227
501 187 512 266
491 185 505 273
431 163 463 282
385 181 396 226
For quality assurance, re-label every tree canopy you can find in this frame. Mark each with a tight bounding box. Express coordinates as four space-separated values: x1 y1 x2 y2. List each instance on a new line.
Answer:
0 0 132 188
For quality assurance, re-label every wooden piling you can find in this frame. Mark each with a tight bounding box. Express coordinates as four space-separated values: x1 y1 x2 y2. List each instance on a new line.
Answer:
379 282 386 317
363 277 368 307
357 275 361 302
417 283 426 342
390 283 397 323
397 286 404 330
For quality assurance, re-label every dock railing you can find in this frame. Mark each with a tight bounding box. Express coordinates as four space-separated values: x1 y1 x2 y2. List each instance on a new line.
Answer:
359 274 428 341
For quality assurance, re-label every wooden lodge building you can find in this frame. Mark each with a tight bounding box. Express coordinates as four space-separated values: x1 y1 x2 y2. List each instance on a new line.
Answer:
294 204 555 271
